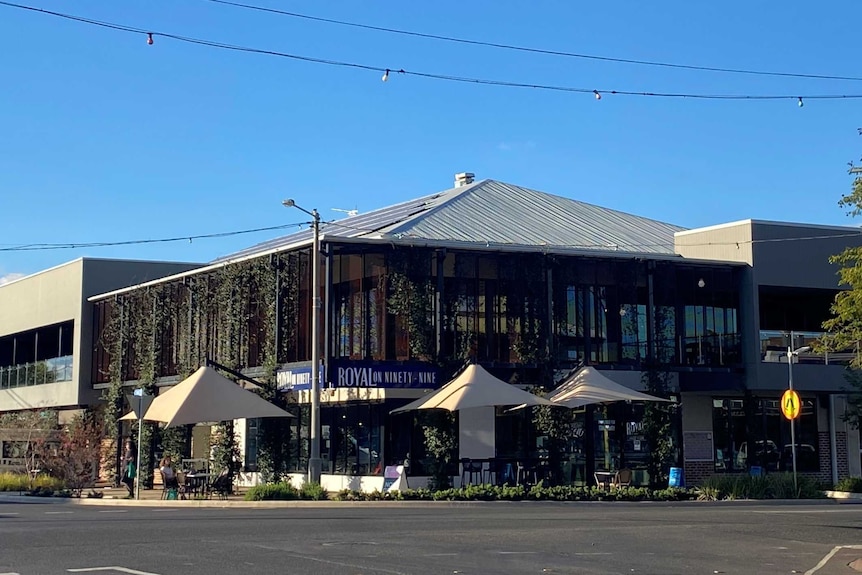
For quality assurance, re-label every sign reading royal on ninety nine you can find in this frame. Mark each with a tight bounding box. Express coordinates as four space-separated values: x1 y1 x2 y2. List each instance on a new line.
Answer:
276 361 439 392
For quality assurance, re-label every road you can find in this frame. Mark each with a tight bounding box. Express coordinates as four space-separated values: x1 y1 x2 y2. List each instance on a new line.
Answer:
0 499 860 575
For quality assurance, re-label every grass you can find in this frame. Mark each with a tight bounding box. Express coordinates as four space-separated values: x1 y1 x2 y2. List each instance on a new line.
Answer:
697 473 825 500
0 472 65 493
834 476 862 493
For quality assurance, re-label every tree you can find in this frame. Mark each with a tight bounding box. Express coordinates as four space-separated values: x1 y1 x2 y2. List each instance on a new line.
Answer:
821 138 862 428
36 412 104 496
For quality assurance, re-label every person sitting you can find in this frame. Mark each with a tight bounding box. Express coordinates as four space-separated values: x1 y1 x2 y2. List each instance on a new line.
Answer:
159 455 179 490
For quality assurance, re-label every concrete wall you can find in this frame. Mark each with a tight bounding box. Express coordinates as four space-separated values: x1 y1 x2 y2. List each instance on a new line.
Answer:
0 258 201 414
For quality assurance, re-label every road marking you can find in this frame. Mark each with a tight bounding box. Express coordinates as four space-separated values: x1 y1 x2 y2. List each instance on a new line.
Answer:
45 511 74 515
0 572 22 574
68 567 161 575
97 510 129 514
495 551 537 555
254 544 408 575
423 553 458 557
805 545 862 575
150 509 177 512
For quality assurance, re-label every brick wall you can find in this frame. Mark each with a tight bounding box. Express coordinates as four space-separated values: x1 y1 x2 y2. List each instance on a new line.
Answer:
683 461 714 487
686 432 851 488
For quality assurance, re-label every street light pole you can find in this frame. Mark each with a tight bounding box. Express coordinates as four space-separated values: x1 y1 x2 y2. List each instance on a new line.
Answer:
786 344 810 494
283 199 323 484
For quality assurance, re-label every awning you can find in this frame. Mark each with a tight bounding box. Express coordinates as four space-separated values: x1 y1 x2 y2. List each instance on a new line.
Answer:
119 365 293 427
390 364 553 414
549 366 671 409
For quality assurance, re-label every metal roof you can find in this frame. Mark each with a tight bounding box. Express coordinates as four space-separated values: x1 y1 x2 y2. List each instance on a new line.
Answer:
214 179 685 262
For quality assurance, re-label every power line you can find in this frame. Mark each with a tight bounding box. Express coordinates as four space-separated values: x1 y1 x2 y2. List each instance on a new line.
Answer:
204 0 862 83
2 1 861 103
0 222 306 252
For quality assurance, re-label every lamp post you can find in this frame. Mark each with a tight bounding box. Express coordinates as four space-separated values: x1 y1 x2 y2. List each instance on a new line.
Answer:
786 344 810 494
282 199 322 484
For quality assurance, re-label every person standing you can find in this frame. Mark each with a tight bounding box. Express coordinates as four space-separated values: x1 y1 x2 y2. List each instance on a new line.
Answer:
121 439 136 498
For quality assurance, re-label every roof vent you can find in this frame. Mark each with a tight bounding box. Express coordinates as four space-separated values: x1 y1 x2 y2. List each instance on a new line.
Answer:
454 172 475 188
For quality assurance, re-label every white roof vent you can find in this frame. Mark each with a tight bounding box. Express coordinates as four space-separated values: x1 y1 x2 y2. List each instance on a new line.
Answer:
454 172 475 188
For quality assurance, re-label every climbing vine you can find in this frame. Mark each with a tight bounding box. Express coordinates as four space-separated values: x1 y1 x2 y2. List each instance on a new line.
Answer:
97 251 301 483
386 249 436 361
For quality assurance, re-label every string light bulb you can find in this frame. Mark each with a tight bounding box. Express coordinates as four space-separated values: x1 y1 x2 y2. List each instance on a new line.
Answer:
382 69 390 82
797 97 804 108
593 90 602 100
147 33 154 45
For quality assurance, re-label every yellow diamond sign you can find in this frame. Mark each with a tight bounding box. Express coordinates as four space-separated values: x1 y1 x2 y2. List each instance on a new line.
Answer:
781 389 801 420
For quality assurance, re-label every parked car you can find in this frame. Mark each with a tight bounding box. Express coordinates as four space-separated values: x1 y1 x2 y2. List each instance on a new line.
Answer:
736 440 779 471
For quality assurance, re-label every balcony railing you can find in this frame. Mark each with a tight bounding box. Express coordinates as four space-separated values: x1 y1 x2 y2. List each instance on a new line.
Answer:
760 331 855 365
0 356 73 390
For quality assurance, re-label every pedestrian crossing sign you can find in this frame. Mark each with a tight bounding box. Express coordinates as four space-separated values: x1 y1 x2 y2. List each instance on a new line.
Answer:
781 389 801 420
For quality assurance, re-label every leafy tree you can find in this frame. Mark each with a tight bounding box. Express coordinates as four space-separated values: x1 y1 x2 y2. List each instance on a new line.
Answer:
421 411 457 490
821 139 862 428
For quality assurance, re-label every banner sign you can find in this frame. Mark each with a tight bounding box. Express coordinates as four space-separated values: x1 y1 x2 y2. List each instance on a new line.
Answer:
329 360 438 389
276 364 323 392
276 361 439 392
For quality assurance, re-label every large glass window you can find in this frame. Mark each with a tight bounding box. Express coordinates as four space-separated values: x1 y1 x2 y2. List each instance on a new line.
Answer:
712 396 819 473
0 321 74 389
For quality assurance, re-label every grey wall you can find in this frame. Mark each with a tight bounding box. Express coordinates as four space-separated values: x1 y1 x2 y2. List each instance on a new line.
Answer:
749 222 862 290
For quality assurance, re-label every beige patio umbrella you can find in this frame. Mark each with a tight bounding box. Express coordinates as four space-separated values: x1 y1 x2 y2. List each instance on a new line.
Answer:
549 366 671 409
119 365 293 427
390 364 554 414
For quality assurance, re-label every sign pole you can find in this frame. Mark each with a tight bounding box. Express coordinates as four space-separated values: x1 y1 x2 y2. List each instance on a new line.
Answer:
786 346 798 495
135 390 144 501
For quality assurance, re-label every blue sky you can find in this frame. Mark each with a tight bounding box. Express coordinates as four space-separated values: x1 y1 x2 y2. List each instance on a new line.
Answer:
1 0 861 282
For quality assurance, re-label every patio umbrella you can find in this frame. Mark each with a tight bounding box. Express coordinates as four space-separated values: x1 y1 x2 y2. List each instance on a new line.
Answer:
119 365 293 427
548 366 671 409
390 364 554 414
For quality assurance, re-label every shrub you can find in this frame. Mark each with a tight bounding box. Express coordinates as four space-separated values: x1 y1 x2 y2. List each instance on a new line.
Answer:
243 481 299 501
835 476 862 493
0 472 65 493
698 473 825 500
299 482 328 501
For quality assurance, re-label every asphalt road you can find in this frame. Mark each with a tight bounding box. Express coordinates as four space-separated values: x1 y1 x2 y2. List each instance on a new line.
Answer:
0 500 860 575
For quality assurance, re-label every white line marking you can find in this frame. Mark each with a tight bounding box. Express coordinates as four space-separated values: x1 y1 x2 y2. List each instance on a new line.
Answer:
0 513 20 516
495 551 537 555
45 511 74 515
0 572 22 574
97 510 129 514
805 545 862 575
424 553 458 557
150 509 177 512
68 567 160 575
254 544 408 575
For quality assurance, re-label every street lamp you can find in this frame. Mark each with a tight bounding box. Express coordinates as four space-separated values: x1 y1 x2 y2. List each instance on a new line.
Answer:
786 344 810 493
282 198 322 484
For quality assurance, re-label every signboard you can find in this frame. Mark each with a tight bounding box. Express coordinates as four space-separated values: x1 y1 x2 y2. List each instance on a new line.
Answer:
277 361 439 392
781 389 801 420
125 393 154 419
598 419 615 432
383 465 408 492
276 364 323 391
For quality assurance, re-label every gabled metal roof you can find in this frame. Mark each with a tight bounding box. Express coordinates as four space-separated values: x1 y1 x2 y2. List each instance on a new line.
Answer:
214 179 686 262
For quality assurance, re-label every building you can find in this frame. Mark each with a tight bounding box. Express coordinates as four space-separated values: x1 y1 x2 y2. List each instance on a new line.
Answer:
76 176 862 490
0 258 201 470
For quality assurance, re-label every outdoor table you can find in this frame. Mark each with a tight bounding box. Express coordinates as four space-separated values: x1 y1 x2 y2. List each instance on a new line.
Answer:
184 473 211 497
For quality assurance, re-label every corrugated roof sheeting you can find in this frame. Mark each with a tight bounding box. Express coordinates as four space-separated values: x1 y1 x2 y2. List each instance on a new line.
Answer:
214 179 685 262
385 180 685 255
212 190 448 263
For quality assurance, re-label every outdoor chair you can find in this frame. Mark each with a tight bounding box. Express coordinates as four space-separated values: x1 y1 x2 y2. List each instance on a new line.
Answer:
159 470 183 500
460 458 484 486
210 469 231 500
612 468 633 489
